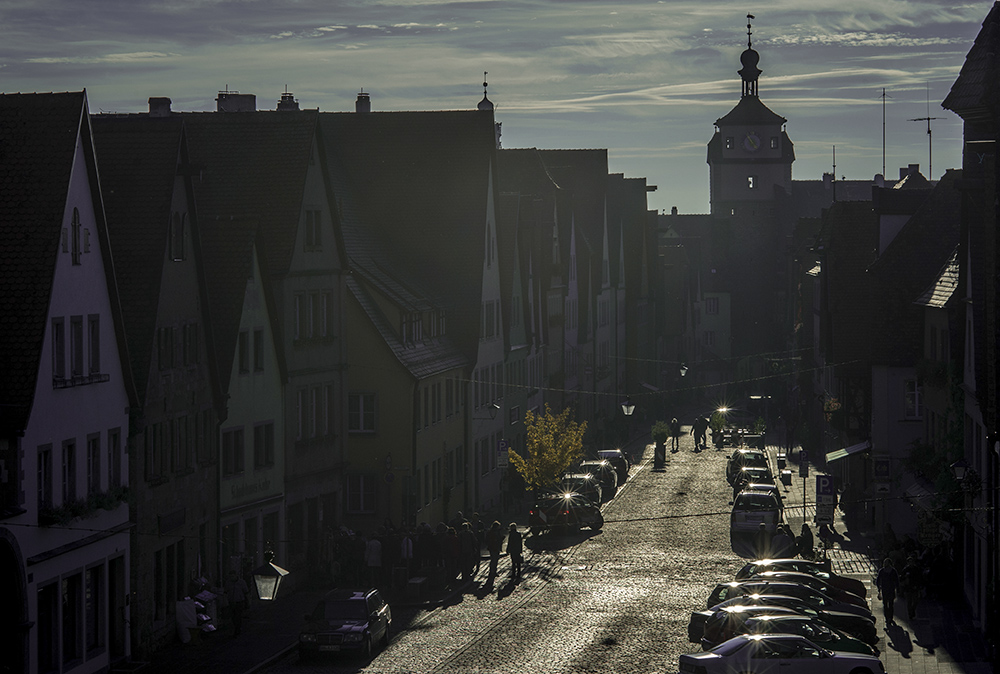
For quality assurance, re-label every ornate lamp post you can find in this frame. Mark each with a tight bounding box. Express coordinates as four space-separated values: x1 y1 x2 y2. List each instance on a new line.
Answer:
251 548 289 601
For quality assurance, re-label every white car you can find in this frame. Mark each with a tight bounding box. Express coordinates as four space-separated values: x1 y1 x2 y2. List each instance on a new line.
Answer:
730 490 782 533
679 633 884 674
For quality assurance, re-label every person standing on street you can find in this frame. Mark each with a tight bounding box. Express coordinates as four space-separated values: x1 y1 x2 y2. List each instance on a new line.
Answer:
691 416 709 451
486 520 504 583
669 417 682 452
876 557 900 627
902 555 924 620
225 570 249 637
506 523 524 581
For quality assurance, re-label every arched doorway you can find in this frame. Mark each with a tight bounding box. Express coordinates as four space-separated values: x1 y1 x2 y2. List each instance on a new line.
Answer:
0 530 28 674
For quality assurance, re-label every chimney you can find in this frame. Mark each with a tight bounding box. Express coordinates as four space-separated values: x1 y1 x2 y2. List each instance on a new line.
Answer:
356 91 371 113
899 164 920 180
671 206 678 215
276 91 299 111
874 173 885 188
908 163 920 176
216 89 256 112
148 97 172 117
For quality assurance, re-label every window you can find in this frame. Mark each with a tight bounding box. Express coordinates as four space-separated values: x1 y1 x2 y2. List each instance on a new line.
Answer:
304 210 322 250
38 444 53 509
238 331 249 374
87 433 101 494
170 212 185 261
71 207 82 265
52 318 66 379
346 475 376 513
349 393 376 432
254 423 275 468
88 314 100 373
158 327 174 369
705 297 719 315
62 440 77 504
904 380 923 419
747 175 757 190
725 136 734 149
38 583 58 673
62 573 83 665
183 323 199 365
85 565 105 654
295 292 331 341
222 428 244 475
770 136 779 150
70 315 84 377
703 330 716 347
107 428 122 488
253 329 264 371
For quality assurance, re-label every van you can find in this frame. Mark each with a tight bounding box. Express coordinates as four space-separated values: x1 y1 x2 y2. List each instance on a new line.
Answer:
730 490 781 533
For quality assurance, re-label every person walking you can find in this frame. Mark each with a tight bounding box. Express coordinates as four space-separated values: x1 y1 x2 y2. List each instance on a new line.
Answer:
753 522 771 558
669 417 682 452
902 555 924 620
225 570 249 637
876 557 900 627
364 531 383 588
506 523 523 581
485 520 504 583
459 522 479 582
796 523 814 560
691 416 709 451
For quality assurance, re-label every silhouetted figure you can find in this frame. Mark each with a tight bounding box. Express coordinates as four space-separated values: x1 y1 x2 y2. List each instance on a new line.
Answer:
876 557 900 627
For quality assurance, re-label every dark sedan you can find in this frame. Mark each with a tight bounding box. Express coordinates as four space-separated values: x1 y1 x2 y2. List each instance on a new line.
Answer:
745 570 867 606
578 459 619 498
736 558 867 599
706 581 875 621
560 472 602 505
691 593 878 646
732 615 877 655
596 448 630 484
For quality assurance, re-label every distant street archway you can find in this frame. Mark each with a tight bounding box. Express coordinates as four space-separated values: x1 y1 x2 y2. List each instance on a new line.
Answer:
0 529 28 674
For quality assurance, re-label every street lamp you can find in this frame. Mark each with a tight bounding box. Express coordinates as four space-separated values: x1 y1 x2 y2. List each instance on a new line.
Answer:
473 402 500 421
679 364 688 378
621 398 635 416
951 458 970 483
251 549 289 601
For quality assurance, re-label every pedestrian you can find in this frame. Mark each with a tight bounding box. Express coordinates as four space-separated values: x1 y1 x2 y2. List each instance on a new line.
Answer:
753 522 771 558
691 416 709 451
399 528 414 576
459 522 479 582
902 555 924 620
770 525 792 558
669 417 682 452
876 557 900 627
796 523 814 560
364 531 382 587
485 520 504 582
225 570 249 637
506 523 523 580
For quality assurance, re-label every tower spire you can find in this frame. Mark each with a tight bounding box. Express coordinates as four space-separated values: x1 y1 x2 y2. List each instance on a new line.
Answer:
478 71 494 111
738 14 761 98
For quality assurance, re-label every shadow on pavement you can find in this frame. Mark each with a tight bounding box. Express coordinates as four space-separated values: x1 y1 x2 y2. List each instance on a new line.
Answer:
525 529 602 551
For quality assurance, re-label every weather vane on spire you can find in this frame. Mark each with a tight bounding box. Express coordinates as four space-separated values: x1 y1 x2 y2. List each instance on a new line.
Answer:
747 13 755 49
483 71 488 96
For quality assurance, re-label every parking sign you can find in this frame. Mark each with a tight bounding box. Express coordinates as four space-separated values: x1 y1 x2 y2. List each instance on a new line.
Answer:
497 438 509 466
816 474 835 505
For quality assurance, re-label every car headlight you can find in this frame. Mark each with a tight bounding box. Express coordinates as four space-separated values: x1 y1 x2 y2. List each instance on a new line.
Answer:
299 633 316 643
343 632 363 643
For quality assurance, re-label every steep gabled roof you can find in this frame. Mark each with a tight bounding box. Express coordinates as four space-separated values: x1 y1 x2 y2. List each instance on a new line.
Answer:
180 111 322 279
914 248 960 309
867 170 962 361
943 1 1000 124
319 110 498 361
0 91 136 431
91 115 186 403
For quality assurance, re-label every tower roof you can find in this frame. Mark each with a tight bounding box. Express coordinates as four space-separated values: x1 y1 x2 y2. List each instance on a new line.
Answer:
715 95 786 127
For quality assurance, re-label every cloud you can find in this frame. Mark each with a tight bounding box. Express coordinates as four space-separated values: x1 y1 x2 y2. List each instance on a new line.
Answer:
26 52 177 64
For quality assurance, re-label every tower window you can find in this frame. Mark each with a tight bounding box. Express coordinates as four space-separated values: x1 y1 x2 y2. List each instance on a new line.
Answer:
725 136 734 150
770 136 779 150
747 175 757 190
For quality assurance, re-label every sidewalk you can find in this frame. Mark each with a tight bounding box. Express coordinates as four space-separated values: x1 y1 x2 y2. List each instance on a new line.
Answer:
765 440 995 674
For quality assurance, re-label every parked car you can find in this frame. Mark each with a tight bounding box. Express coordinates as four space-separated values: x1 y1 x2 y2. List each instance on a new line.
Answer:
726 448 770 484
693 593 878 646
560 472 602 505
730 466 775 495
730 490 782 533
528 491 604 535
678 634 884 674
737 615 877 655
596 448 630 483
695 604 802 646
705 581 875 621
745 571 867 607
701 609 877 655
299 588 391 660
578 459 619 498
732 479 781 503
736 558 867 599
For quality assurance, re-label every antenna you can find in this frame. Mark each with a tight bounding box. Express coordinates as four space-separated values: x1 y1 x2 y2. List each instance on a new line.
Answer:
879 88 892 178
832 145 837 202
908 84 942 179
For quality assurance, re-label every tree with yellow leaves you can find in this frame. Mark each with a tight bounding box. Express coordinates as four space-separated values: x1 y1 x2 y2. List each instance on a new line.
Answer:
508 404 588 492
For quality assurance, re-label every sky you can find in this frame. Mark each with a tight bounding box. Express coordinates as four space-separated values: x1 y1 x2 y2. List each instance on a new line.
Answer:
0 0 991 214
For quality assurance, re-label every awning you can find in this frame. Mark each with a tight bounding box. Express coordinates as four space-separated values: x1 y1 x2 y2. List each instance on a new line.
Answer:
825 440 871 463
904 479 936 514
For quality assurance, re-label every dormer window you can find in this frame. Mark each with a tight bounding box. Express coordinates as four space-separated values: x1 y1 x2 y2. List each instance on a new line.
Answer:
304 210 322 251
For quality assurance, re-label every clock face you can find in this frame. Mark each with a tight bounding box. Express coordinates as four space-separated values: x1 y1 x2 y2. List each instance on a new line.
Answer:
743 132 761 152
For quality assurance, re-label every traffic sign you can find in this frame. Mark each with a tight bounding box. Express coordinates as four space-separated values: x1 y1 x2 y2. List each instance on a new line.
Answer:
816 474 835 505
497 438 509 466
815 503 835 525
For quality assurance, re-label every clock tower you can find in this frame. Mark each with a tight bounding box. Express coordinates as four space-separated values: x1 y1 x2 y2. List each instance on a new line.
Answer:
707 18 794 217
